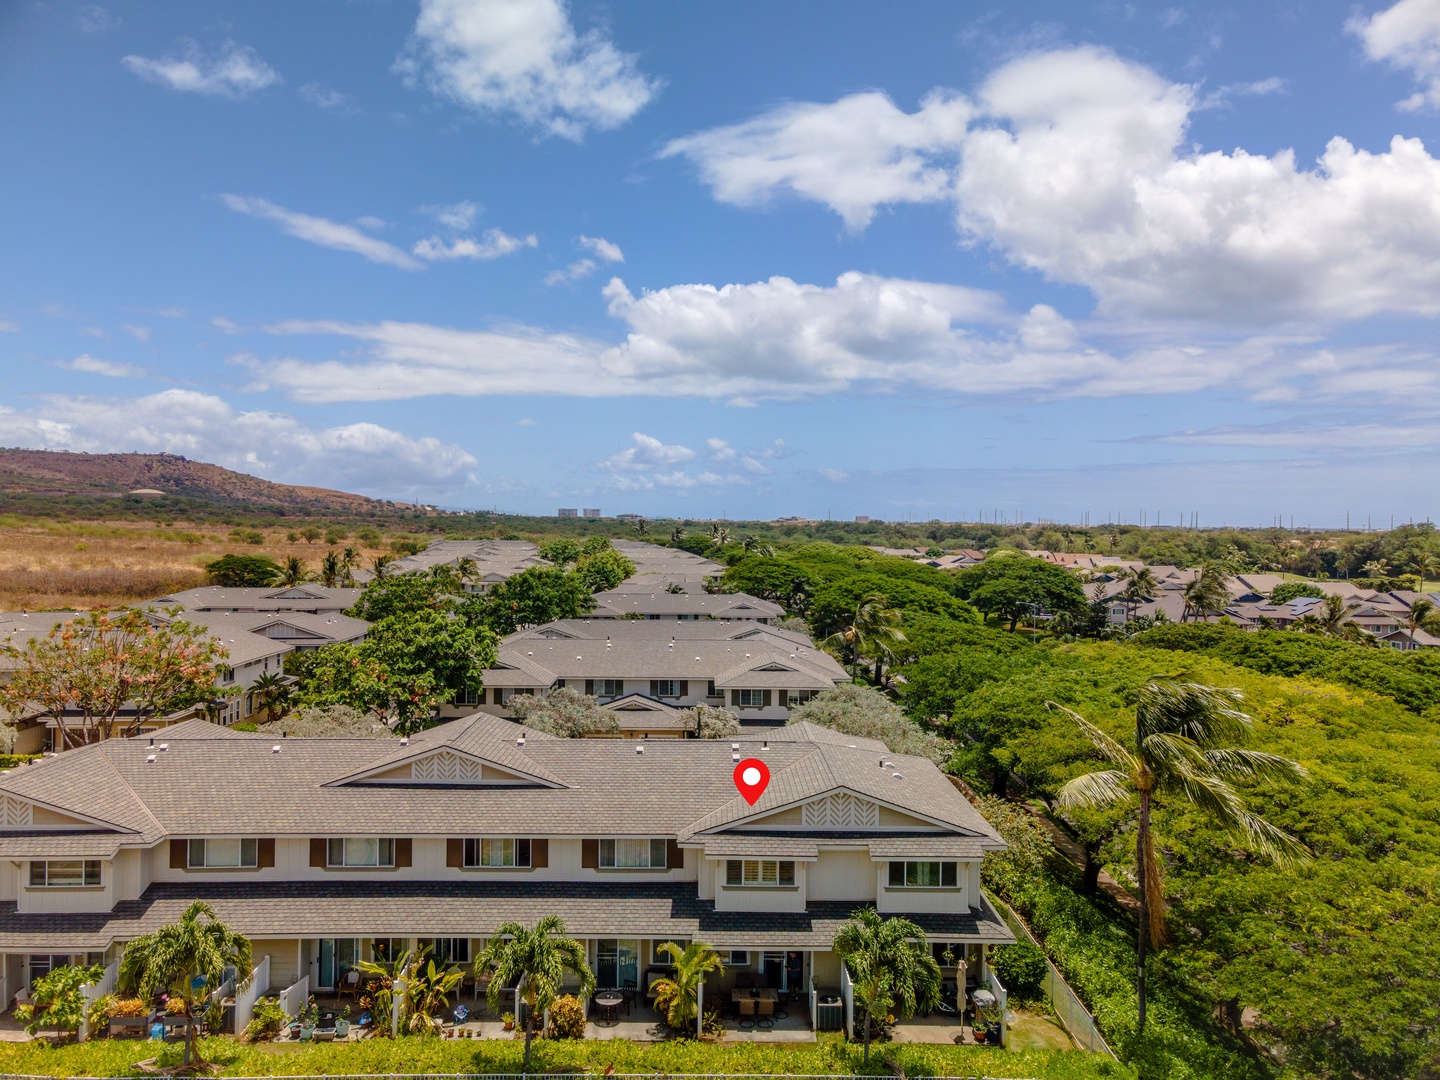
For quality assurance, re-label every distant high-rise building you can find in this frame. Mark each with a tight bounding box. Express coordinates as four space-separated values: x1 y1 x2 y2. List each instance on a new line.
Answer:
558 508 578 518
855 516 873 523
582 508 601 518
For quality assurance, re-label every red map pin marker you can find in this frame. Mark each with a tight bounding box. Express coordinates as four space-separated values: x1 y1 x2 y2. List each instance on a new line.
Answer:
733 757 771 805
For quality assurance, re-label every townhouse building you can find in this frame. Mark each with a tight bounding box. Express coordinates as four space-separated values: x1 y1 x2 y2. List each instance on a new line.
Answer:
0 714 1012 1022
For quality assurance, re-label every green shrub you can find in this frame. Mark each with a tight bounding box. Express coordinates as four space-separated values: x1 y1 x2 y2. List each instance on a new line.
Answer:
992 942 1047 998
547 994 585 1039
0 754 42 769
228 527 266 546
244 996 287 1042
232 722 259 732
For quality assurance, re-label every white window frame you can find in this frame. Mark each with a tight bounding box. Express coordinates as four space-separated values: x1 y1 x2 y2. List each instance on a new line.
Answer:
29 860 102 888
724 859 796 888
188 838 259 869
887 860 958 888
599 838 667 868
328 837 395 868
655 679 679 698
727 949 750 966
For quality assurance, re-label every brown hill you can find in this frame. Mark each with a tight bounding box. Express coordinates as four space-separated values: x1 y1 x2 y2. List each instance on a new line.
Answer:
0 449 393 514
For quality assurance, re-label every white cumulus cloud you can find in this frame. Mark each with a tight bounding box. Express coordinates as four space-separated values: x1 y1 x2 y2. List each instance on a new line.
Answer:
123 40 280 99
668 44 1440 325
0 389 476 498
221 194 422 270
579 234 624 262
1350 0 1440 110
56 355 145 378
412 227 537 262
396 0 659 139
601 432 696 471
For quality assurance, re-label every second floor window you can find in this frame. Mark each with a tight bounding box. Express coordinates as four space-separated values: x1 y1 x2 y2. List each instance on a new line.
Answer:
600 838 667 868
189 839 258 869
30 860 101 888
329 838 395 868
655 679 679 697
596 679 622 697
737 689 764 707
888 861 958 888
725 859 796 887
464 838 532 868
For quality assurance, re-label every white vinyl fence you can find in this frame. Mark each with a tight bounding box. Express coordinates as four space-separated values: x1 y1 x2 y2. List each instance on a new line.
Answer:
277 974 309 1019
77 960 118 1042
234 954 271 1035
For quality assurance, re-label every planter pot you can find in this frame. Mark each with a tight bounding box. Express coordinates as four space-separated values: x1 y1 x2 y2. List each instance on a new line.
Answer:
299 1024 315 1042
315 1028 336 1042
334 1020 350 1038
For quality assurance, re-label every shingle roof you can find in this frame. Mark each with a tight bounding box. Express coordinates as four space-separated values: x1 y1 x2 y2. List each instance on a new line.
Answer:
151 586 363 613
701 837 820 859
590 590 784 620
0 881 1013 949
867 837 989 859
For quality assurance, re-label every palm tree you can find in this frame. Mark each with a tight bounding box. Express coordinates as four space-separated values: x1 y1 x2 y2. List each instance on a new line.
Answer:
1412 550 1439 592
474 916 595 1065
279 555 308 585
1048 677 1308 1034
1120 567 1159 621
371 554 393 579
117 901 252 1066
1181 563 1230 621
824 593 906 684
669 525 686 546
710 524 731 545
249 671 291 721
1404 598 1440 640
455 556 479 591
648 941 725 1036
1294 594 1369 642
741 535 775 556
633 518 650 537
833 907 941 1063
341 546 361 585
1361 558 1391 579
319 550 343 588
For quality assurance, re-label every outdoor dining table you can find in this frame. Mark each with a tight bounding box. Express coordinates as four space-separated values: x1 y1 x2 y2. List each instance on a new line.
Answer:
594 992 625 1025
730 988 779 1003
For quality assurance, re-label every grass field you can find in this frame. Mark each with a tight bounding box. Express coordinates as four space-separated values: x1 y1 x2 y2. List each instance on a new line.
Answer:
0 1033 1132 1079
0 518 393 612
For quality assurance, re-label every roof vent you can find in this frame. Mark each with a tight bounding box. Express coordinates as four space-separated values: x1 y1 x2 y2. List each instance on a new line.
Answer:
400 737 409 746
145 754 157 763
732 750 741 762
148 737 154 748
271 745 282 754
762 740 768 750
636 744 645 755
892 771 904 780
881 759 894 769
158 743 169 752
517 734 526 746
731 743 740 751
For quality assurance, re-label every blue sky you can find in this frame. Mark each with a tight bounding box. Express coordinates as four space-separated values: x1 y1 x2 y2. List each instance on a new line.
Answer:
5 0 1440 526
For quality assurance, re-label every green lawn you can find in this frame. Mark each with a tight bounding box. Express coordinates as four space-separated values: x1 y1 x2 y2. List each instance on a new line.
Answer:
0 1033 1132 1079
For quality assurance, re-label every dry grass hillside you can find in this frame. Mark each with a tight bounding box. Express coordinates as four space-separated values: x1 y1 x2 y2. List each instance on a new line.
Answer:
0 449 397 513
0 519 397 611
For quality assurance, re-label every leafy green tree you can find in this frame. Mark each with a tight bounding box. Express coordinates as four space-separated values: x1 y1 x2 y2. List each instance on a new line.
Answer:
509 687 619 737
271 704 394 737
117 900 253 1066
953 554 1087 630
1268 581 1325 604
474 916 595 1065
348 573 457 622
833 908 941 1063
571 548 636 593
14 963 103 1038
538 538 582 566
300 525 322 544
475 566 596 634
791 685 948 762
649 941 725 1035
721 557 818 611
683 703 740 739
0 609 231 748
1049 677 1309 1034
205 553 282 587
811 575 975 637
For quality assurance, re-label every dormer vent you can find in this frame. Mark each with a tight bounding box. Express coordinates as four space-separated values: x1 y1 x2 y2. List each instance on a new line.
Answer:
272 744 282 753
145 754 157 763
158 743 169 752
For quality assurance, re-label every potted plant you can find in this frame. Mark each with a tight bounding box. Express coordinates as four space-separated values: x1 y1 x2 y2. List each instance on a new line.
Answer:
501 1011 515 1031
334 1005 351 1040
108 996 149 1038
298 996 319 1041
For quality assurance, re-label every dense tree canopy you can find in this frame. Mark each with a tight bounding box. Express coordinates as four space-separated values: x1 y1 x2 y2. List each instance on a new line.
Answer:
204 553 282 587
952 554 1088 629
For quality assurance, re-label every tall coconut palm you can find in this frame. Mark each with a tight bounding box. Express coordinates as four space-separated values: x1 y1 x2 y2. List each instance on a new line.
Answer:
248 671 291 721
1181 563 1231 622
824 593 906 684
1404 598 1440 640
279 555 308 586
1412 550 1439 592
1048 677 1308 1034
341 546 361 585
319 550 344 588
741 535 775 556
117 900 252 1065
648 941 725 1036
1294 594 1368 642
669 525 686 546
474 916 594 1065
371 554 393 580
633 518 650 537
1361 558 1391 579
1120 567 1160 620
710 523 731 545
833 907 941 1063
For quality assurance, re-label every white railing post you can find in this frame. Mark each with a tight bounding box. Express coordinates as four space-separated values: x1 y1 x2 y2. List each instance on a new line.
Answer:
696 974 703 1039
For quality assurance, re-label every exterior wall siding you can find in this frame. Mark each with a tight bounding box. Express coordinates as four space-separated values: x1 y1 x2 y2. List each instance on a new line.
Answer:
807 849 874 901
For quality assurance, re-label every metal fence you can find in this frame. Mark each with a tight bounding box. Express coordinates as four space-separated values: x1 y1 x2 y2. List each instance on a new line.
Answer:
995 898 1116 1058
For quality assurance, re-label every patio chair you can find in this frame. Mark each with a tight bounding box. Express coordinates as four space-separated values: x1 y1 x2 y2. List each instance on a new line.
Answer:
337 969 361 1002
737 996 756 1031
756 997 775 1031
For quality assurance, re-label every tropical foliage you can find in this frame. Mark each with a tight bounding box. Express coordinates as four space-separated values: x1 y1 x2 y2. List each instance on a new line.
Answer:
648 941 725 1035
14 963 103 1038
833 908 941 1063
509 687 619 737
789 685 948 762
473 916 595 1065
